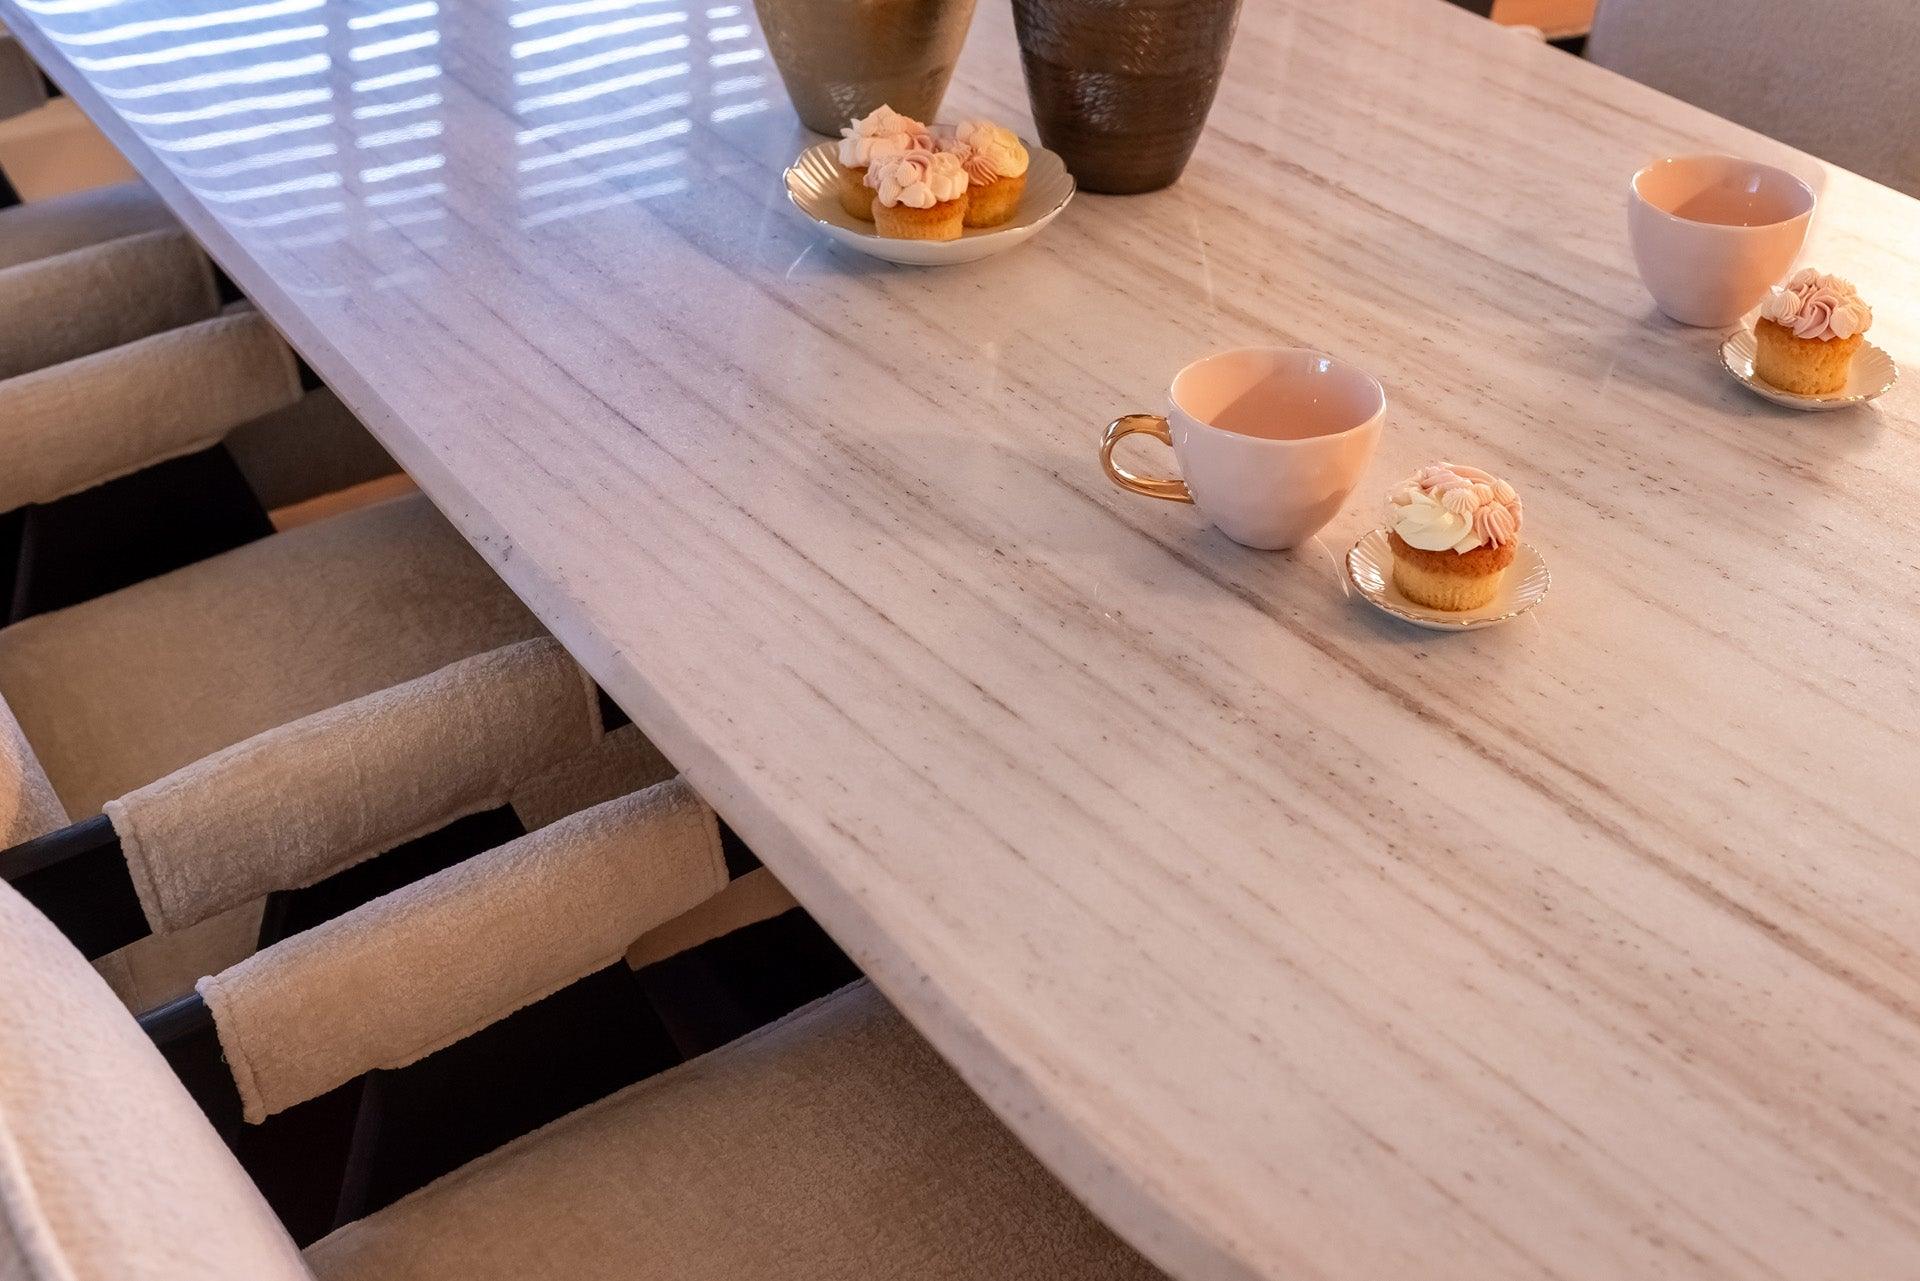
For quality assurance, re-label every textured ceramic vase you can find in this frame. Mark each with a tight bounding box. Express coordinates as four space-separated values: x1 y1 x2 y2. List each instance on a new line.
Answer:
1011 0 1241 194
753 0 980 136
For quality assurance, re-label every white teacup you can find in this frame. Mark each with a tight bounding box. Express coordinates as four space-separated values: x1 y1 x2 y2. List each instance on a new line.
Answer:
1629 153 1814 327
1100 347 1385 550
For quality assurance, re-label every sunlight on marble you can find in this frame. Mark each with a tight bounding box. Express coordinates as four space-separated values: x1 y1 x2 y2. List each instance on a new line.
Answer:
346 1 435 31
47 0 319 45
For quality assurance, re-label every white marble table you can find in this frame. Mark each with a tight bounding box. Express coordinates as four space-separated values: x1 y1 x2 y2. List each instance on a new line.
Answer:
7 0 1919 1275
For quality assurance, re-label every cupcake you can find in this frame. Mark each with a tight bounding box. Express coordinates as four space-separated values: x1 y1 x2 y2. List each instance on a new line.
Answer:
836 105 932 222
939 119 1029 228
867 150 969 241
1754 268 1873 395
1386 463 1524 611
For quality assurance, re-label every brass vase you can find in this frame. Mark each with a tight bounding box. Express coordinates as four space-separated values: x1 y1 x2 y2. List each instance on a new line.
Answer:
1011 0 1242 194
753 0 980 136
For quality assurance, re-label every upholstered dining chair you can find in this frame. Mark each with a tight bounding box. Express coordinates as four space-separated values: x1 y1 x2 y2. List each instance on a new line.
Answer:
0 322 565 1004
0 490 553 1008
0 227 224 378
0 181 177 269
1587 0 1920 197
2 639 678 983
0 780 1162 1281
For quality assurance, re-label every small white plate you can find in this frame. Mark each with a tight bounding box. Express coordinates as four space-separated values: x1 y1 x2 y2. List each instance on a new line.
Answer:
1719 327 1898 411
1345 528 1550 632
783 139 1074 266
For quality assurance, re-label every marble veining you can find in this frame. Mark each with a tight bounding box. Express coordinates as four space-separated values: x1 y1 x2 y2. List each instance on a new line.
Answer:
5 0 1919 1276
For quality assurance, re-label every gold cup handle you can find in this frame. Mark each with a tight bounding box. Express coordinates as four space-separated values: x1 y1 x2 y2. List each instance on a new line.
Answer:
1100 415 1194 504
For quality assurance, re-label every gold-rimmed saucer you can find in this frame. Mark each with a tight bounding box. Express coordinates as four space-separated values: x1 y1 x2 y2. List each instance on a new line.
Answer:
1345 529 1550 632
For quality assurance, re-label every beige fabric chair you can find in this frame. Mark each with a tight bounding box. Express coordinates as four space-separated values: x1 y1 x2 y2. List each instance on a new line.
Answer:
0 864 1158 1281
0 493 542 822
0 491 550 1008
0 182 177 271
202 780 728 1122
107 638 607 937
0 311 302 515
0 228 221 379
1587 0 1920 197
308 982 1161 1281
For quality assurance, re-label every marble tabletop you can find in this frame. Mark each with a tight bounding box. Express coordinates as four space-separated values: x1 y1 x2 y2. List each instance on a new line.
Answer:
6 0 1919 1275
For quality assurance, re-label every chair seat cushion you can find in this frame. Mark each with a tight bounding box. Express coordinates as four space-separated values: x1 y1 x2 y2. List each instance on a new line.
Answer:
0 493 541 818
306 982 1160 1281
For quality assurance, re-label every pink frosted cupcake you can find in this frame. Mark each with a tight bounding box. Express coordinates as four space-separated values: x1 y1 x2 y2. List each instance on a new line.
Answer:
1754 269 1873 395
1386 463 1524 611
938 119 1030 228
866 150 969 241
836 105 932 222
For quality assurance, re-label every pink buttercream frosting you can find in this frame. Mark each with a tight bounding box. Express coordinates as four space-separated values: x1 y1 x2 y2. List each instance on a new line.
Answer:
837 105 933 169
1759 268 1872 341
1387 463 1523 553
938 119 1029 185
866 150 968 209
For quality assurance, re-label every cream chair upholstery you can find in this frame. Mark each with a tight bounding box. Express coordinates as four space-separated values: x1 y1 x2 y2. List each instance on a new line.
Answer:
0 879 312 1281
0 493 545 1008
0 494 541 820
0 228 221 379
0 860 1157 1280
201 781 728 1122
307 982 1161 1281
0 303 557 1006
1587 0 1920 197
0 182 176 271
191 776 1157 1278
0 311 301 516
107 639 606 938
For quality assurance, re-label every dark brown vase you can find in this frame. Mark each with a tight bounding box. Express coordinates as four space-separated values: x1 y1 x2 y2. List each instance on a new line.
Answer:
1011 0 1242 194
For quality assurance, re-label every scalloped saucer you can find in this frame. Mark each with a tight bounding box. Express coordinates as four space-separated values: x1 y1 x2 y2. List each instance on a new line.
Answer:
1345 529 1550 632
1720 327 1898 411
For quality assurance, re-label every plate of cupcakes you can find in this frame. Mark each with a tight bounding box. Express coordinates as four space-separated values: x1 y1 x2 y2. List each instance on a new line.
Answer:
1347 462 1550 632
784 105 1075 266
1720 268 1898 410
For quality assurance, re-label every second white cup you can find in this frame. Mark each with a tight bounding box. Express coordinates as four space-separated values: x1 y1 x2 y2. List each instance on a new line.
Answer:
1628 153 1814 327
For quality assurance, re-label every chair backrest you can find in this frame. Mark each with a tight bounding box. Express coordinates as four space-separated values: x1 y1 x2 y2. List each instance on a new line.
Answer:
0 880 312 1281
1588 0 1920 198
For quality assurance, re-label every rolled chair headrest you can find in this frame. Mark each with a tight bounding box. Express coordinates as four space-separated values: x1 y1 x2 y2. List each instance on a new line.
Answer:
0 312 301 515
199 778 728 1123
0 182 178 271
106 638 606 936
0 229 220 379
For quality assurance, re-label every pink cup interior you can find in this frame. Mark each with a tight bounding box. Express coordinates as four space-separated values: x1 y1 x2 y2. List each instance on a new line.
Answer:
1632 154 1813 228
1171 348 1383 442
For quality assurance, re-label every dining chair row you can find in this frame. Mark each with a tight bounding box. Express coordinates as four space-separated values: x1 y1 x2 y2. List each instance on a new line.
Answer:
0 190 660 1007
0 769 1159 1279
